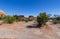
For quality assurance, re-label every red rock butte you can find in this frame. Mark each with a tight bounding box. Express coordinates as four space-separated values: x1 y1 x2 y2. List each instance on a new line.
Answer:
0 10 6 16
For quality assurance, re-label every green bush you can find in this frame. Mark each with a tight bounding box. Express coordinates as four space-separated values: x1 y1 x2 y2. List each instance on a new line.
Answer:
52 19 57 24
4 16 16 24
52 16 60 24
24 19 28 22
0 15 5 20
37 12 49 28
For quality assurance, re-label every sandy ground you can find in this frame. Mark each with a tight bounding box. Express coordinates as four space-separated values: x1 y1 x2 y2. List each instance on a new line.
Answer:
0 21 60 39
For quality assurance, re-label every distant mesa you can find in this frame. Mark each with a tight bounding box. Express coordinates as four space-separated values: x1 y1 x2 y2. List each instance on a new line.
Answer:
0 10 6 17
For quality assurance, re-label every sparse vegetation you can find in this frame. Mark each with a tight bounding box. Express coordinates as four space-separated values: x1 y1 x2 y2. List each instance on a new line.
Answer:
13 15 25 22
0 15 5 20
4 16 16 24
37 12 49 28
52 15 60 24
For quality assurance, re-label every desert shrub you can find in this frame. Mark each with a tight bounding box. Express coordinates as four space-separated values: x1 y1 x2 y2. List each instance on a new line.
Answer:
52 15 60 24
24 19 28 22
37 12 49 28
13 15 26 22
4 16 16 24
25 20 28 22
28 19 33 21
13 15 18 19
52 19 57 24
17 18 24 21
0 15 5 20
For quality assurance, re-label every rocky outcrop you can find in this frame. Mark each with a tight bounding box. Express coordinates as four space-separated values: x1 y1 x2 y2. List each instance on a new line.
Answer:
0 10 6 17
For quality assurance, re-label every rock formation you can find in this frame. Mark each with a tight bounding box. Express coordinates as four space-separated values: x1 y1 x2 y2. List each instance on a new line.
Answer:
0 10 6 17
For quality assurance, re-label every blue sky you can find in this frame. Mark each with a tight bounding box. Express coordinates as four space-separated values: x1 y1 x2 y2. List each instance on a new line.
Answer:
0 0 60 17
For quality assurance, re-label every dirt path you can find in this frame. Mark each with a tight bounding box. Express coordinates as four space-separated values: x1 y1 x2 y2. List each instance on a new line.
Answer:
0 21 60 39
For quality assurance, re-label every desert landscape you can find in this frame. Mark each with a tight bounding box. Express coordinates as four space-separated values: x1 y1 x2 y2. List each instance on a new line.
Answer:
0 10 60 39
0 21 60 39
0 0 60 39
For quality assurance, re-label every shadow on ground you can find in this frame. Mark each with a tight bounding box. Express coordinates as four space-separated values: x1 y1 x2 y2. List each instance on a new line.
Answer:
26 24 39 28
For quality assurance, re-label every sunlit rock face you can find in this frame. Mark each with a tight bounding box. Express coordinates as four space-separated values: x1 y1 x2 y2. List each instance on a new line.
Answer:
0 10 6 17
